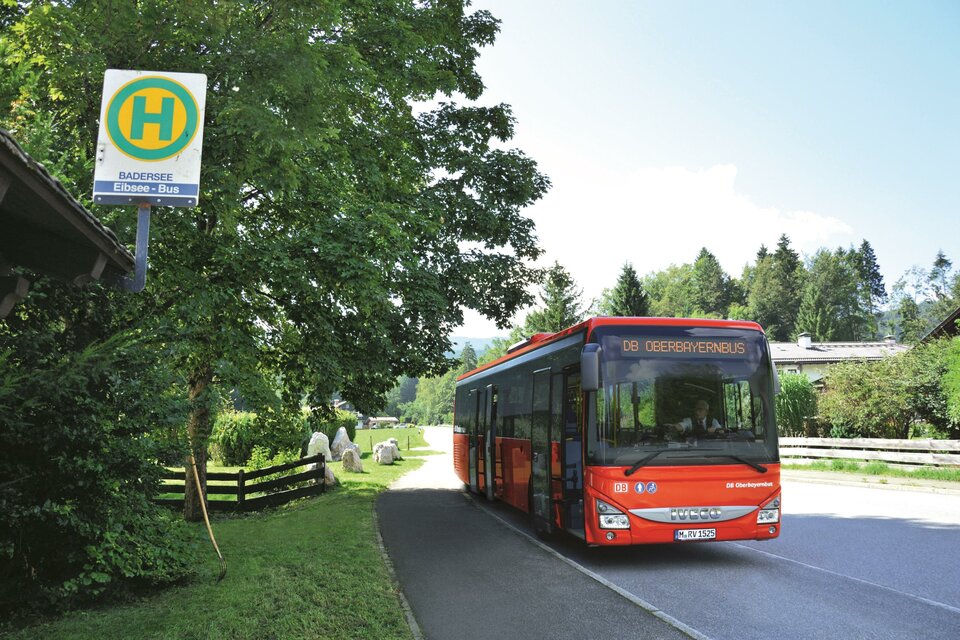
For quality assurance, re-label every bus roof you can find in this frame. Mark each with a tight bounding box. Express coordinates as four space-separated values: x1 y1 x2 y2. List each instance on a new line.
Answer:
457 316 765 382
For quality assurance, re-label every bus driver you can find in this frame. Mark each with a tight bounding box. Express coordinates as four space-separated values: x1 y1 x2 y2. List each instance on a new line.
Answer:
672 399 724 437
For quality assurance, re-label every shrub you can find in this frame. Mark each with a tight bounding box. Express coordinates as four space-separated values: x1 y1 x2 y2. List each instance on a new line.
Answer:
309 409 357 450
211 411 259 466
0 315 196 612
212 409 311 465
775 373 818 437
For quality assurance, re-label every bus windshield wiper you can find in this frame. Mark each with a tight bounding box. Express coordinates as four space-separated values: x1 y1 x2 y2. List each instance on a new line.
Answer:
701 453 768 474
624 445 690 476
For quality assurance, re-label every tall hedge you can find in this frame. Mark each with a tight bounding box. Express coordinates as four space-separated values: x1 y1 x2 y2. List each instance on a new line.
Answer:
0 281 196 611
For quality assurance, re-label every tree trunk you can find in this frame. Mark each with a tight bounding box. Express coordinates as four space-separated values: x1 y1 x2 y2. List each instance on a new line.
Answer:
183 365 214 522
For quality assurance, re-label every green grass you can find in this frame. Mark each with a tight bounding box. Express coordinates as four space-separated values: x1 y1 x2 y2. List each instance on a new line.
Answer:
3 454 431 640
785 459 960 482
353 427 429 453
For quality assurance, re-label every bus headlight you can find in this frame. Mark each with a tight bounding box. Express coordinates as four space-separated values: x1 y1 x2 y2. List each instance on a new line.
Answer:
757 495 780 524
757 509 779 524
597 499 630 529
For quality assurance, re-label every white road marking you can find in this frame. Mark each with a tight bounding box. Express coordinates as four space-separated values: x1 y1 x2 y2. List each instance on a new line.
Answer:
731 542 960 616
469 493 713 640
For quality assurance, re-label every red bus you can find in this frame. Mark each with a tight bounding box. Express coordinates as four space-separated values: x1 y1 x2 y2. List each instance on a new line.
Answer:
452 317 781 546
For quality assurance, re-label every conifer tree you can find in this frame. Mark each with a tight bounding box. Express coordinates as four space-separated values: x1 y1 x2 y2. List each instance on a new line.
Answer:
690 248 730 317
523 262 585 333
747 235 804 340
599 262 649 316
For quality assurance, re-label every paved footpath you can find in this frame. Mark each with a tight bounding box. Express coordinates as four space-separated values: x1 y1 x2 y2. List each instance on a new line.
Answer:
376 427 690 640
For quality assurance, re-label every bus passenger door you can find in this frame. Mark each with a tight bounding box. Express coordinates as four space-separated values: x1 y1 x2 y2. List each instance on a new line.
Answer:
484 384 497 501
467 388 480 494
562 371 584 536
530 368 553 532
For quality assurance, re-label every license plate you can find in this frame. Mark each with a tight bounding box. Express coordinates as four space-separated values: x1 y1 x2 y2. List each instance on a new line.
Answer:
675 528 717 541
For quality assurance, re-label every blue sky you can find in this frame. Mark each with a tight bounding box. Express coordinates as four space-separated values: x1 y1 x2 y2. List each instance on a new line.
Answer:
457 0 960 337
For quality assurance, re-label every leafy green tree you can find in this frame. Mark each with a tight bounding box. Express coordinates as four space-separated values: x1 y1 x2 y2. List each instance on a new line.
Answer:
795 281 836 341
598 262 649 316
522 262 585 333
818 341 954 439
643 263 696 318
383 376 419 417
400 340 479 424
795 248 869 341
2 2 548 520
944 338 960 428
690 248 730 317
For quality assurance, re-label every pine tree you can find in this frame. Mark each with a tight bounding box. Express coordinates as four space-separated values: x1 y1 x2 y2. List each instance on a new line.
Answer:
747 235 805 340
523 262 585 333
460 343 478 373
690 248 730 317
600 262 649 316
853 240 886 339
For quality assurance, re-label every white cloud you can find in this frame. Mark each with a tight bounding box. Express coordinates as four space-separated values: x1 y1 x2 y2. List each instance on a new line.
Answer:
454 161 854 337
534 162 854 301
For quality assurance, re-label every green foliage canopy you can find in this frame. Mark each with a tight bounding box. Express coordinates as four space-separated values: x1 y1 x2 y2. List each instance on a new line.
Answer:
1 1 548 518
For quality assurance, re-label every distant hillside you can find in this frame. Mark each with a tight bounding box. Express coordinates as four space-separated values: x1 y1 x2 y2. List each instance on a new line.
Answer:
449 336 498 356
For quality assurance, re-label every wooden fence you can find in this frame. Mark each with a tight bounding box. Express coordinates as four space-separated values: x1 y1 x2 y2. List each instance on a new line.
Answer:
779 438 960 468
156 453 326 512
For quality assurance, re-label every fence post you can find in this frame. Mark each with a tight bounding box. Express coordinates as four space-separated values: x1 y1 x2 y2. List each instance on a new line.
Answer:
320 454 326 494
237 468 245 512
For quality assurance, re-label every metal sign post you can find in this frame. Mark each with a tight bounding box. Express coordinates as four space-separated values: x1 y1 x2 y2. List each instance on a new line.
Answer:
93 69 207 291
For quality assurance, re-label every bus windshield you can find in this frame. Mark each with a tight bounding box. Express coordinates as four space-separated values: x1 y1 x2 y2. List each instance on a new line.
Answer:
586 326 779 469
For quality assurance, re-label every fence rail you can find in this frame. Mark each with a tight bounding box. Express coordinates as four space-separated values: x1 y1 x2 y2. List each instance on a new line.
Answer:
156 453 326 512
779 438 960 468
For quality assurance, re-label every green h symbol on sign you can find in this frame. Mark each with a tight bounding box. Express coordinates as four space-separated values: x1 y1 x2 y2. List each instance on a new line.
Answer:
130 95 175 141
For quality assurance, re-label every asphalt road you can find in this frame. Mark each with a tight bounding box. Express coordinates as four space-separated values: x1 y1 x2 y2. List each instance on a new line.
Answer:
378 429 960 639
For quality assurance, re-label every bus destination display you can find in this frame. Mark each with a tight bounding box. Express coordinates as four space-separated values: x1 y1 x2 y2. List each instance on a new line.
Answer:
619 337 748 358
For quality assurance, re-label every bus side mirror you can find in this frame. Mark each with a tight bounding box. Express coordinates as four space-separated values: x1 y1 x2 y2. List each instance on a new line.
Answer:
581 344 601 391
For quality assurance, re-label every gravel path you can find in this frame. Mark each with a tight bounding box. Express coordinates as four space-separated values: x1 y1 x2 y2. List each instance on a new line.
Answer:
388 426 461 491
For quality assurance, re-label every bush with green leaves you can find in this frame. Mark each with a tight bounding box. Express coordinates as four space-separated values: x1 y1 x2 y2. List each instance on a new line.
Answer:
211 411 259 466
818 340 956 438
0 280 196 612
309 408 358 450
211 409 311 465
944 337 960 427
775 373 818 437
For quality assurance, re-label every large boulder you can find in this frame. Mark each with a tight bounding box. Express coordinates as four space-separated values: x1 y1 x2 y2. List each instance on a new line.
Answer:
306 431 332 462
324 464 338 487
331 426 354 461
374 442 396 465
373 438 403 460
342 447 364 473
306 432 336 486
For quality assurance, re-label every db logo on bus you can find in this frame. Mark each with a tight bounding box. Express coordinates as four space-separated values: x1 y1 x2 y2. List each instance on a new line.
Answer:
613 481 658 494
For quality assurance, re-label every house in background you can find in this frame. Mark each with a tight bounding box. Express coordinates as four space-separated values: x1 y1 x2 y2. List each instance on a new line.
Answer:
922 304 960 342
769 332 910 385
